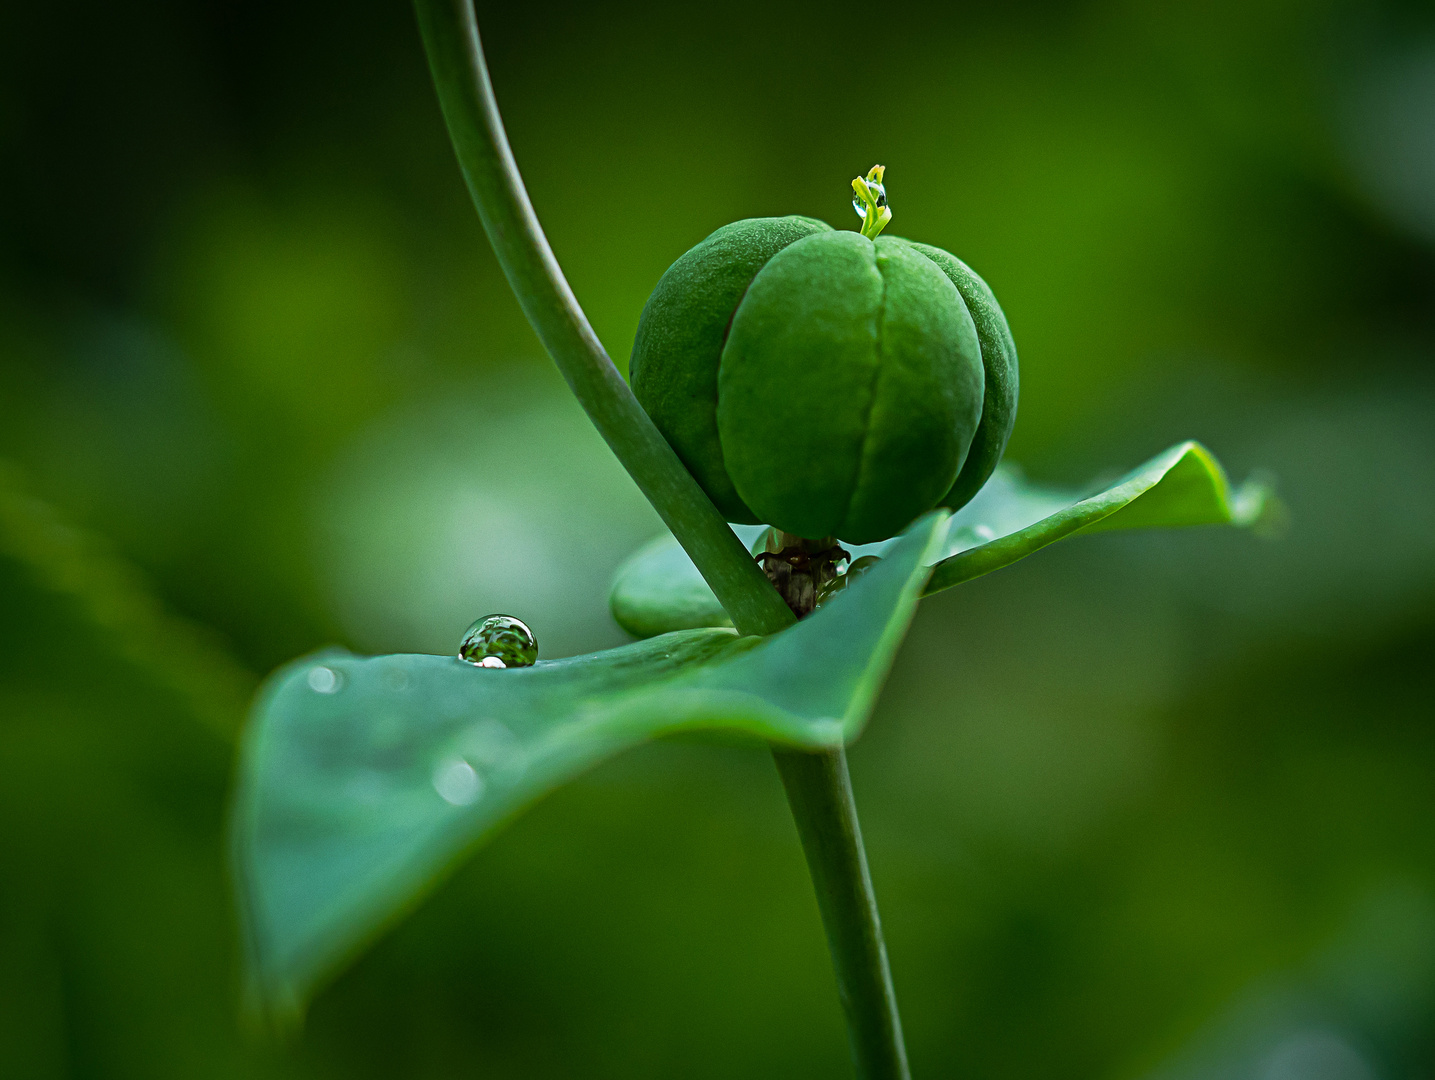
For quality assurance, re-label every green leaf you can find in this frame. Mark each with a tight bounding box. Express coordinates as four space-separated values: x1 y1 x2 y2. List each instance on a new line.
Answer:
923 439 1272 593
610 441 1272 637
609 524 766 638
231 512 950 1025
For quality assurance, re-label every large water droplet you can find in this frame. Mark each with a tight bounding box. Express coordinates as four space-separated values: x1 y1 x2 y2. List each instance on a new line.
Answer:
852 181 888 222
307 665 342 693
458 614 537 668
432 757 484 805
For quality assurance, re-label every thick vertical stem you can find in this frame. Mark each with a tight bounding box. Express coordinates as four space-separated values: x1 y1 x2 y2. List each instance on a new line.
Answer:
414 3 910 1074
774 747 910 1080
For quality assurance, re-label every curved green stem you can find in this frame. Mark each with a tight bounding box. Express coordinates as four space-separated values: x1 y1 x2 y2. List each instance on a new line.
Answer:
413 4 910 1076
413 0 789 640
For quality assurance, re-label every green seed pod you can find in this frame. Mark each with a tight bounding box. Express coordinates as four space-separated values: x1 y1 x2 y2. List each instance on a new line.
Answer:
630 215 833 522
902 242 1019 511
631 170 1018 543
718 230 983 542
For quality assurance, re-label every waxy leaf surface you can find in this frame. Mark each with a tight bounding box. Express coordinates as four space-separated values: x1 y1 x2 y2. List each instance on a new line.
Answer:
232 513 949 1024
611 440 1271 638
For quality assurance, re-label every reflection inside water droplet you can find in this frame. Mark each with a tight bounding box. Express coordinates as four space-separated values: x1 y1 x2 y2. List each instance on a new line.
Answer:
848 555 881 576
307 666 341 693
432 758 484 806
458 615 537 668
814 575 845 607
815 554 882 608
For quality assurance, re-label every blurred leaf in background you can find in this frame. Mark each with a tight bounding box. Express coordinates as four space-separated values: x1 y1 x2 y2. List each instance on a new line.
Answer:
2 0 1434 1077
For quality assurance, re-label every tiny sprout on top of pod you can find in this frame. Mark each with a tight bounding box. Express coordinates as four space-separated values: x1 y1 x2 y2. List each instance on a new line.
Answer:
629 165 1019 544
851 164 890 239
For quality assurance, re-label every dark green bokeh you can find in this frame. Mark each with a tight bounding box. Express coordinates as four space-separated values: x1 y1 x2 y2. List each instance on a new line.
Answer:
3 0 1435 1077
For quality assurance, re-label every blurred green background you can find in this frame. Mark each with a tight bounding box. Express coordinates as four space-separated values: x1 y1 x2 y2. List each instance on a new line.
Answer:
3 0 1435 1076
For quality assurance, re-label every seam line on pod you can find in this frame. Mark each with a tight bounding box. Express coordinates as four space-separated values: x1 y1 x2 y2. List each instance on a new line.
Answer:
838 247 889 536
716 267 769 490
719 270 762 357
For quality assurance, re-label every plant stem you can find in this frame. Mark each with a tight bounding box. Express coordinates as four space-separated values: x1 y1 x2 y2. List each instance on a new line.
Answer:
413 0 790 640
413 3 910 1075
774 747 910 1080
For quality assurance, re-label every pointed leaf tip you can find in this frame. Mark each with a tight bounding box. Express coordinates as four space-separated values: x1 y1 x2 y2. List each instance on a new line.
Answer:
925 440 1275 593
608 442 1271 634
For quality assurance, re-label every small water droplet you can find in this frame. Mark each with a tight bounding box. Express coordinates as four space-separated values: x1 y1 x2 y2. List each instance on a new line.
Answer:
815 554 882 608
814 576 847 607
307 665 341 693
852 181 887 221
432 757 484 806
458 615 537 668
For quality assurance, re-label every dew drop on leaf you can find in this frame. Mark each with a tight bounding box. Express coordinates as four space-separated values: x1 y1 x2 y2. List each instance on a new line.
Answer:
431 758 484 806
307 665 342 693
458 614 537 668
815 555 882 608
